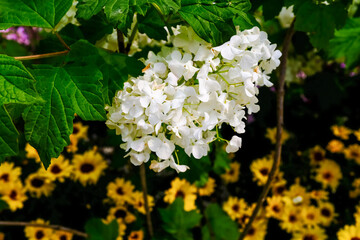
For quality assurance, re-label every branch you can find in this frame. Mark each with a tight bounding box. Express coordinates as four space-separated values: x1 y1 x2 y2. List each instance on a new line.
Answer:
55 32 70 50
0 221 88 238
125 21 138 54
14 50 69 61
140 164 154 237
239 19 296 240
117 29 126 54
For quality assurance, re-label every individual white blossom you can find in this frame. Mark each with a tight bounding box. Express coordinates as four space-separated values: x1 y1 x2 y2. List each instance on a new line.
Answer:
106 26 281 172
278 6 295 28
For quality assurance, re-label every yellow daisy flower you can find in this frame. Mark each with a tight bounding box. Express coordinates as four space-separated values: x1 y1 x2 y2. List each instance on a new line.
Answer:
71 122 89 141
344 144 360 164
331 125 352 140
25 143 41 163
223 196 248 220
1 181 27 211
265 127 290 144
337 224 360 240
0 233 4 240
107 206 136 225
265 195 284 219
250 157 273 186
107 178 135 205
128 230 144 240
0 162 21 193
44 155 72 183
243 219 268 240
72 147 107 186
284 181 310 207
130 191 154 214
280 206 303 233
354 206 360 225
25 171 55 198
198 177 216 196
350 178 360 198
66 134 79 153
310 190 329 201
24 219 53 240
291 227 327 240
51 231 73 240
314 159 342 193
163 178 197 211
318 201 336 227
221 162 240 184
301 205 321 227
309 145 326 166
354 129 360 141
326 139 344 153
272 179 287 196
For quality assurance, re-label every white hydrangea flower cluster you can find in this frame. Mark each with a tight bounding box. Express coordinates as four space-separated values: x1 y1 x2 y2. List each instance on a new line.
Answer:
106 26 281 173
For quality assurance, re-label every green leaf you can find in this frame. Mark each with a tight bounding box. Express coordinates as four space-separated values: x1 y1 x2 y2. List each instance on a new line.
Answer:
85 218 119 240
68 40 144 104
233 12 260 30
138 6 168 41
23 64 105 167
0 199 9 211
151 0 181 15
178 148 211 184
294 1 347 49
262 0 284 21
76 0 109 20
179 0 252 45
213 143 231 175
202 203 240 240
0 55 41 105
0 106 19 160
159 198 202 240
104 0 149 31
0 0 73 29
23 66 74 168
329 18 360 69
63 65 106 121
0 55 41 160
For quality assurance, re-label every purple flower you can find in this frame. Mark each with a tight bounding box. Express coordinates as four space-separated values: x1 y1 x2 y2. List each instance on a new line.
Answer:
340 63 346 69
296 70 307 79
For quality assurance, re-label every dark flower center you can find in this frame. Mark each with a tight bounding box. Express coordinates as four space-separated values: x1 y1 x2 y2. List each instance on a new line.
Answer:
260 168 269 176
232 204 240 212
73 126 79 134
175 190 185 198
35 230 44 239
303 235 315 240
322 172 332 180
0 173 9 182
115 209 127 219
31 178 44 188
116 187 124 195
275 186 285 194
272 205 280 213
289 215 297 223
50 164 62 174
10 190 17 200
80 163 94 173
351 238 360 240
60 235 67 240
321 208 331 217
307 213 315 220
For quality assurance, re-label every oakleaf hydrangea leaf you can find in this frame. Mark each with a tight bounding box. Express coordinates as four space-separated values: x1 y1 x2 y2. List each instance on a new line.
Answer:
294 1 347 49
0 55 41 161
179 0 252 45
23 65 105 167
329 18 360 69
0 0 73 29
